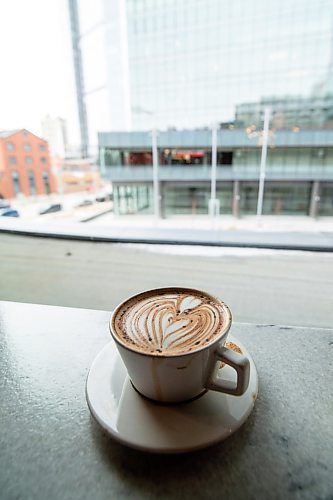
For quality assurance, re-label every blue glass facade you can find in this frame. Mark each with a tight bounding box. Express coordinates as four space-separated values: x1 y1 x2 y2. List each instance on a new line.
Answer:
78 0 333 136
126 0 333 131
77 0 333 216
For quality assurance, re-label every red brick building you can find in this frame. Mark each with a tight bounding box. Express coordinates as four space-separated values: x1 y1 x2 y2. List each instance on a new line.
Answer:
0 129 57 199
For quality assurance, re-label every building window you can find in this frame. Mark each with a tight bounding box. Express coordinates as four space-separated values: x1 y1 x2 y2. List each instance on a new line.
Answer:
40 157 47 164
28 171 36 195
218 151 233 165
9 156 17 165
205 151 234 166
6 142 14 151
23 143 31 152
161 149 205 166
39 144 46 152
11 171 21 194
42 171 50 194
26 156 33 165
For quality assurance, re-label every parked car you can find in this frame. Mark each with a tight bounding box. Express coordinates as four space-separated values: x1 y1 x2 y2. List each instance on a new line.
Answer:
95 193 113 202
0 208 19 217
76 199 94 208
39 203 62 215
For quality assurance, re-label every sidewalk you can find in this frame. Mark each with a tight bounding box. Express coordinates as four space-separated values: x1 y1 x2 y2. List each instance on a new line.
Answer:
90 212 333 233
0 214 333 252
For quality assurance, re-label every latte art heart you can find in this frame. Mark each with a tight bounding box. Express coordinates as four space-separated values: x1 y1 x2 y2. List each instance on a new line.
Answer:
113 290 228 355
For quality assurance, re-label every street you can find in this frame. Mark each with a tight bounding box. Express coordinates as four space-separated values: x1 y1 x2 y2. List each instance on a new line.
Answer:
1 233 332 328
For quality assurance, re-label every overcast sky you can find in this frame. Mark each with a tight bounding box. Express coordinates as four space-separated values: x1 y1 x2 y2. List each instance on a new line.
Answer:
0 0 80 144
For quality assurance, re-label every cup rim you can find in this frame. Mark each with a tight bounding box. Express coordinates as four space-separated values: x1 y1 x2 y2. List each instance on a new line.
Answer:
109 286 232 358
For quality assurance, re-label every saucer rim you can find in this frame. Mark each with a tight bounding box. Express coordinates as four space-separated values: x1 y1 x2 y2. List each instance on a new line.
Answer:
86 335 258 454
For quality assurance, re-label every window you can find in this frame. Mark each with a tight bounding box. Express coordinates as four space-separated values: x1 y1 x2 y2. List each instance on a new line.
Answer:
9 156 17 165
39 144 46 152
40 157 47 164
28 171 36 195
26 156 33 165
6 142 14 151
42 171 50 194
23 143 31 152
11 171 21 194
163 149 205 166
206 151 234 166
218 151 233 165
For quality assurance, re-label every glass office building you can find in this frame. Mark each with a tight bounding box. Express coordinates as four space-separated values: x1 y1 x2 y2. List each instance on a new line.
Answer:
99 128 333 216
75 0 333 216
77 0 333 134
127 0 333 131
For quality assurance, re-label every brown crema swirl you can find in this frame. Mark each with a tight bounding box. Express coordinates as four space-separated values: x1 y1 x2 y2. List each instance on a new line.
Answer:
113 289 229 355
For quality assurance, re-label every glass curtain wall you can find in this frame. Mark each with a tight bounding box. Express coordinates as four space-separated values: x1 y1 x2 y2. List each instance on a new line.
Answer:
126 0 333 132
240 182 312 215
113 184 153 215
81 1 333 137
162 183 233 216
319 183 333 215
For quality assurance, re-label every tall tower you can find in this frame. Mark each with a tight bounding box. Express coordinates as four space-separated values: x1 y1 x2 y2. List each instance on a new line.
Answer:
68 0 89 158
41 116 68 158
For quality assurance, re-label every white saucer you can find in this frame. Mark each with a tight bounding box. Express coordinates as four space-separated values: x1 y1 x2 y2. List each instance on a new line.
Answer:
86 335 258 454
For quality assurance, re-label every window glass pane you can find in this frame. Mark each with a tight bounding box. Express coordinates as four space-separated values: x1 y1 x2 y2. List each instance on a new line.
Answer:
28 171 36 195
11 171 21 194
42 172 50 194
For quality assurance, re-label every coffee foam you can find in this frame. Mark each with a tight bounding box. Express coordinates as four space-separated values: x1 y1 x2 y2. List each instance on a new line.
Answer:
112 289 229 355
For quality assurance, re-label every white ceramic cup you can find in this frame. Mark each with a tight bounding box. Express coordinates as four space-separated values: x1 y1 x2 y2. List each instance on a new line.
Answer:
109 287 250 403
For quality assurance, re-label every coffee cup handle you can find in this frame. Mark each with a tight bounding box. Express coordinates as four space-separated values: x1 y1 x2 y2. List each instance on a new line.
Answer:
205 345 251 396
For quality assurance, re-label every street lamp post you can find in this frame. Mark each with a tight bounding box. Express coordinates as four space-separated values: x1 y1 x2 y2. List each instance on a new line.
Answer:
209 123 220 217
256 107 271 218
132 106 160 219
151 128 160 219
99 147 107 179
